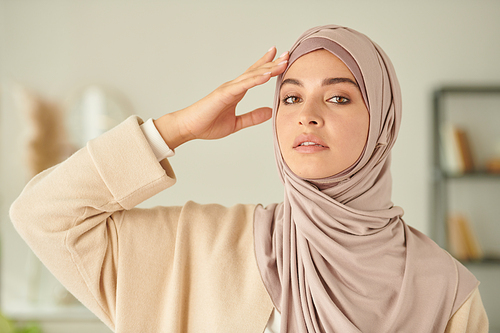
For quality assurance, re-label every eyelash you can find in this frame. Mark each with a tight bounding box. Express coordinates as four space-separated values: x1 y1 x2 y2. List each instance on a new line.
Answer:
329 96 350 104
282 95 301 105
281 95 350 105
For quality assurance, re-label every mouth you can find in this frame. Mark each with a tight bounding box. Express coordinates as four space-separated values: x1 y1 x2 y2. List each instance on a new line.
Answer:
293 134 329 149
297 141 326 148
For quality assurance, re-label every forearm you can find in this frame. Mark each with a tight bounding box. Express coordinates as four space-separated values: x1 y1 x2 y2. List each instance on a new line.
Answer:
11 115 174 233
154 110 194 150
9 116 175 326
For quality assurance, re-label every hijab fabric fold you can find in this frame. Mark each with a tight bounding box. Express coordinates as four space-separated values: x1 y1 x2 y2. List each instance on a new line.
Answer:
254 25 478 333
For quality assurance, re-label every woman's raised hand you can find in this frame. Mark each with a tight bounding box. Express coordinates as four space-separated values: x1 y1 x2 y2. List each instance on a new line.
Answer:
154 47 289 149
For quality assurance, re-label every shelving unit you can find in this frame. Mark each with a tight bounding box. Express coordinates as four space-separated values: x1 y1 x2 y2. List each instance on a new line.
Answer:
431 85 500 250
431 85 500 329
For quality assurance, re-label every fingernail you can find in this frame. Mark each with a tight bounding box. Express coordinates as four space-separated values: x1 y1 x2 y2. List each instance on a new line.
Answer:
268 46 276 52
278 60 288 66
279 51 289 58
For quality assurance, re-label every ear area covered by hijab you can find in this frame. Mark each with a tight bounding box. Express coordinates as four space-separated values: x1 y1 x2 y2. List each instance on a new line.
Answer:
254 24 478 333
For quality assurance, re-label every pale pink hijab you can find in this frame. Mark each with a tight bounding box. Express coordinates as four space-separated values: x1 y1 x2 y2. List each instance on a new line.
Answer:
254 25 478 333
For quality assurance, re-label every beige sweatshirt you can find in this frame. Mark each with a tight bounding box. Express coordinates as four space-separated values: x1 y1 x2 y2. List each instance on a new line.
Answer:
10 116 488 332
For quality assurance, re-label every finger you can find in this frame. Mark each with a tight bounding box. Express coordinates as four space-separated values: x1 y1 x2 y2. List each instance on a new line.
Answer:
235 107 272 132
246 46 278 71
221 61 287 101
246 49 289 75
237 51 289 83
232 56 288 87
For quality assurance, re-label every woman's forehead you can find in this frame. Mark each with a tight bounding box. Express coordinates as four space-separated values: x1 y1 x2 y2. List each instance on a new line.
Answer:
282 49 356 82
280 37 369 110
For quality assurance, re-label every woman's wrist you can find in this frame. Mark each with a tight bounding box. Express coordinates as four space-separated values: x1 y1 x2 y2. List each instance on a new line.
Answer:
140 119 175 160
153 111 194 150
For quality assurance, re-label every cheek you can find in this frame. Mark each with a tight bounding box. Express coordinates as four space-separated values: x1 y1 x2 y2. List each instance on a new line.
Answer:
275 111 296 166
358 112 370 144
275 111 288 149
345 112 369 151
331 111 369 153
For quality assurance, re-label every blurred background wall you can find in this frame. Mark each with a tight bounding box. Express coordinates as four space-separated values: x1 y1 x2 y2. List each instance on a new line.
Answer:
1 1 499 332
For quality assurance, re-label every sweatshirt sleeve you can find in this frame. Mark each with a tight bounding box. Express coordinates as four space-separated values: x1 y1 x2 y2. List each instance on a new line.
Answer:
139 118 175 161
9 115 176 330
444 287 489 333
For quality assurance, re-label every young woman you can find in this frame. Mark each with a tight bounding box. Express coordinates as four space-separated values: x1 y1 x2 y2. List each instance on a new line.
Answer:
11 25 488 332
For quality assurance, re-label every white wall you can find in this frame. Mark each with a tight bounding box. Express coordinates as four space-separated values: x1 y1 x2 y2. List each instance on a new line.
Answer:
1 0 500 330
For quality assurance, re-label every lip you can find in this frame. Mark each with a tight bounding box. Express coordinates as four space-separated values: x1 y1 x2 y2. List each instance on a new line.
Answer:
293 134 329 153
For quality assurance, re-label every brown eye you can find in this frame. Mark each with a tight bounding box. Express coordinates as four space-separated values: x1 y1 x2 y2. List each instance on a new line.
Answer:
282 95 301 105
329 96 350 104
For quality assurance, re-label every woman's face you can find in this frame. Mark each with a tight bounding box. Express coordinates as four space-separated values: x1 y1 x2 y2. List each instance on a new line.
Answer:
276 49 369 179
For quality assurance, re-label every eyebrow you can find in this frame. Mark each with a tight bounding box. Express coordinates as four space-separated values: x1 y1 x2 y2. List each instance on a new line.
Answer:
281 77 359 88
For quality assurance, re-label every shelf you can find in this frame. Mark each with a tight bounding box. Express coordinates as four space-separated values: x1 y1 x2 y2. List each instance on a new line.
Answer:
460 257 500 266
433 170 500 182
435 85 500 95
442 171 500 180
2 300 99 322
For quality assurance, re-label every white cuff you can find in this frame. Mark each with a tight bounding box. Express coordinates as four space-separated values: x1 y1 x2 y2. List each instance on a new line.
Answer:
140 118 175 161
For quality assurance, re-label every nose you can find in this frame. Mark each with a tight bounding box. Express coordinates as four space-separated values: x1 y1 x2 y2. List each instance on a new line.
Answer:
298 101 324 127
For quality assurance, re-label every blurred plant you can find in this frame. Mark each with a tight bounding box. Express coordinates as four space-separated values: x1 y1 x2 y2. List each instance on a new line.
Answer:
0 312 42 333
13 85 71 179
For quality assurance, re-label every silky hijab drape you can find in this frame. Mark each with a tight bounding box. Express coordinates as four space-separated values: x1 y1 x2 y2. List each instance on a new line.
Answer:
254 25 478 333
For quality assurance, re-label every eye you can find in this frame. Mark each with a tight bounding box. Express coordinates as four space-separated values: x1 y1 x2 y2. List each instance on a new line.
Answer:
282 95 302 105
328 96 350 104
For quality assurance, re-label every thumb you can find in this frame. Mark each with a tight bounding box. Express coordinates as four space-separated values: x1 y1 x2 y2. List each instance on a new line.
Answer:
235 107 272 132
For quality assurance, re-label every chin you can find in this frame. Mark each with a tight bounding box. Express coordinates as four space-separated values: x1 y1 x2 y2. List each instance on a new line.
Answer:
292 168 331 180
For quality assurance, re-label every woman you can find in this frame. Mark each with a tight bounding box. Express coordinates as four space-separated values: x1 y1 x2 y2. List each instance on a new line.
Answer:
11 25 488 332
